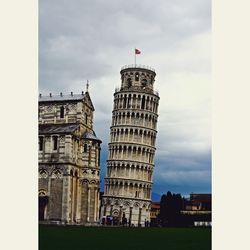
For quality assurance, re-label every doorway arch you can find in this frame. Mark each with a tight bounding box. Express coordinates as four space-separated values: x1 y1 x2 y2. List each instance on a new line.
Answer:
39 191 48 221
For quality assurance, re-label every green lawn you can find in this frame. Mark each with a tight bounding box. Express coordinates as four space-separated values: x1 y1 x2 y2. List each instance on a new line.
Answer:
39 225 211 250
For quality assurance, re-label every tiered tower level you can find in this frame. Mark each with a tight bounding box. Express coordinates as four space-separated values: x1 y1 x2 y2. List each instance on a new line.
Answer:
102 65 160 226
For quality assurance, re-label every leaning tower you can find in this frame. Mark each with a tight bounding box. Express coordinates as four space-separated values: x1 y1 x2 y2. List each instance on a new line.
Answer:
101 65 160 226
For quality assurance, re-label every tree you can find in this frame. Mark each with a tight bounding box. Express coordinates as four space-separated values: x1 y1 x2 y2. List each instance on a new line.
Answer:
159 191 184 227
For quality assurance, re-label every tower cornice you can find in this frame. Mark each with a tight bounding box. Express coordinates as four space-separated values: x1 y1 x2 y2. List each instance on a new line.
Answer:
114 88 159 98
106 159 154 167
108 141 156 150
104 176 153 184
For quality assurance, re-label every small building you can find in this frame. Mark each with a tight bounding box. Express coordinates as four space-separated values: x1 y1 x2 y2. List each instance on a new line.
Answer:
150 202 160 226
181 193 212 227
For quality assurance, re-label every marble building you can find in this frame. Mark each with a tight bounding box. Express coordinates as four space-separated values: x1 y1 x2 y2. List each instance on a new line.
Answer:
38 89 102 224
101 65 160 226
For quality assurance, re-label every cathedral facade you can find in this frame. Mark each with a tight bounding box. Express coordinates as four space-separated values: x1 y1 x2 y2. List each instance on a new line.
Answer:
101 65 160 226
38 90 102 224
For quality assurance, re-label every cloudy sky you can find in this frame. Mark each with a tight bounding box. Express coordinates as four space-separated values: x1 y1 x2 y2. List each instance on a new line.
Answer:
39 0 211 198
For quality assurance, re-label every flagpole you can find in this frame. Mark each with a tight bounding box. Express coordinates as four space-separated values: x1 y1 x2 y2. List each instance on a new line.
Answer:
134 47 136 66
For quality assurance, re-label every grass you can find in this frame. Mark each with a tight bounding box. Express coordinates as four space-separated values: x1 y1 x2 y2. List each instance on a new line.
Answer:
39 225 211 250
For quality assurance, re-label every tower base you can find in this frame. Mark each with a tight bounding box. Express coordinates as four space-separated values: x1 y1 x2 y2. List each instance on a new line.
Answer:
100 196 151 227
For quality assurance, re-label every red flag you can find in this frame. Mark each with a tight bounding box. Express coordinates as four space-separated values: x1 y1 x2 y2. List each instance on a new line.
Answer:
135 48 141 54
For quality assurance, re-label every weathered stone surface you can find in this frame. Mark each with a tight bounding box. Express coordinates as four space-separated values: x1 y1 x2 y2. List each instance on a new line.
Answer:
38 92 101 224
101 66 159 226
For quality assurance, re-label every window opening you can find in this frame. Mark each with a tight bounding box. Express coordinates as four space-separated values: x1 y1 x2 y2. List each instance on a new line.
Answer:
60 106 64 118
39 137 43 151
135 72 139 81
53 136 58 150
141 96 145 109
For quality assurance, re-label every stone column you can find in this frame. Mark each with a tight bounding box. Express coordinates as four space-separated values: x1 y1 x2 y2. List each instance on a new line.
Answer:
129 206 133 226
73 176 78 222
103 205 107 216
96 189 100 221
46 176 51 220
119 206 123 224
138 207 142 226
94 188 98 221
110 204 114 216
106 183 109 195
61 174 71 223
122 182 125 196
87 187 91 222
76 179 81 222
70 175 73 222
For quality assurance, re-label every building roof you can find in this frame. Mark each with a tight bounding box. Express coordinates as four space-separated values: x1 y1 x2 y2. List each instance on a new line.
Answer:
82 131 102 143
151 203 160 209
39 124 80 134
190 194 211 203
39 93 85 102
181 210 211 215
39 124 102 142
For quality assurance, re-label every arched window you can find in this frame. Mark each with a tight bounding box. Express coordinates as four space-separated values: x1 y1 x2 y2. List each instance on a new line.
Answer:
137 95 141 109
122 112 126 122
127 78 132 88
141 96 145 109
132 147 136 154
39 136 43 151
127 94 131 108
84 144 88 153
123 146 127 154
123 95 127 108
126 112 130 122
136 113 140 124
52 136 58 150
135 72 139 81
141 79 147 88
85 114 88 124
60 106 64 118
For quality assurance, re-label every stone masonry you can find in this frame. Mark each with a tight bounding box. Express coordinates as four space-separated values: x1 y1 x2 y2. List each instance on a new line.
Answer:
38 90 102 224
101 65 160 226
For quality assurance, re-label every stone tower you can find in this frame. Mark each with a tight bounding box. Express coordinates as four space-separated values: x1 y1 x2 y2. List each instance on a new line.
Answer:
101 65 160 226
